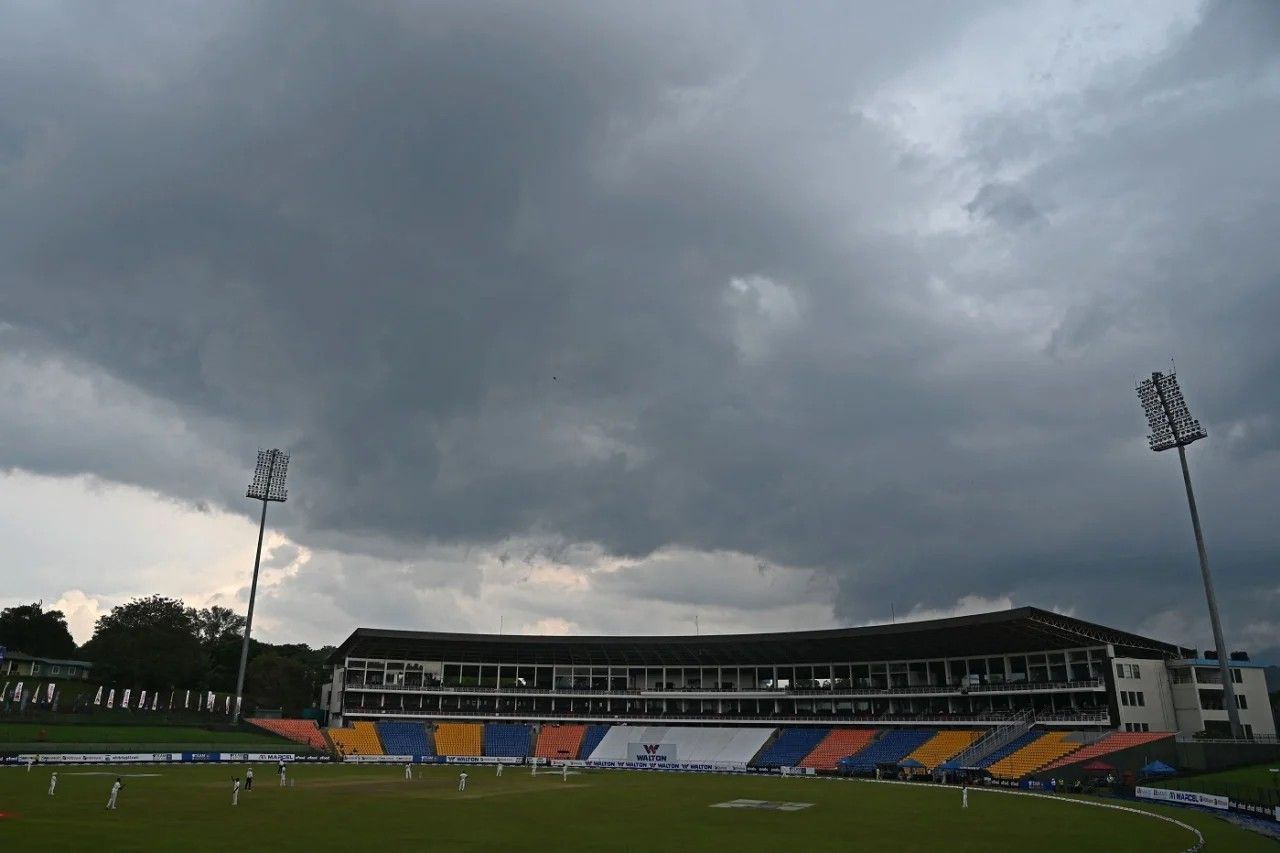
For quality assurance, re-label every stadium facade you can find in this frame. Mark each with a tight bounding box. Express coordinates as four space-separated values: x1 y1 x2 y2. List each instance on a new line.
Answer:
322 606 1275 739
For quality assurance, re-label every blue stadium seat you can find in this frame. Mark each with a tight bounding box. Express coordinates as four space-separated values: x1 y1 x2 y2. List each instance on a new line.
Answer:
838 729 935 773
578 724 611 760
752 728 829 768
375 721 433 756
483 723 532 757
977 731 1044 768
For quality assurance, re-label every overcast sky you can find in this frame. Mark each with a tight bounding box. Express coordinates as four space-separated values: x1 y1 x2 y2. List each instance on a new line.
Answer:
1 1 1277 660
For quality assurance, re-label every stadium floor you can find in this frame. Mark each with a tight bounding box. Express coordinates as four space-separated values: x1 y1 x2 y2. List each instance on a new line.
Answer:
1 764 1271 852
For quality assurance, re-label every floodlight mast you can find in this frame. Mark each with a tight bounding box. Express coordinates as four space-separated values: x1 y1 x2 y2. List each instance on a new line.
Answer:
1137 372 1243 738
232 448 290 725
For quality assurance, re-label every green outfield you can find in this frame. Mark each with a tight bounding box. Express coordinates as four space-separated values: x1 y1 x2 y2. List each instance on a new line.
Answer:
1 763 1272 852
1164 762 1280 792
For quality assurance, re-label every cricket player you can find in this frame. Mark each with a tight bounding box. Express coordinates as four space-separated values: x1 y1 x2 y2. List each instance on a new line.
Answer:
495 763 503 777
561 763 568 781
106 777 123 810
457 772 468 792
245 767 254 791
404 762 413 780
278 759 287 787
48 772 57 796
232 777 240 806
961 785 969 809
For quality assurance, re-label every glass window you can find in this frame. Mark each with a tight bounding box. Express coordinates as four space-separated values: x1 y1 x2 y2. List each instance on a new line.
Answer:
1236 694 1248 710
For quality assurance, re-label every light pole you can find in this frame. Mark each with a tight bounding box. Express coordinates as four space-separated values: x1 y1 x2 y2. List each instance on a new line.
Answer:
1136 372 1243 738
232 448 290 724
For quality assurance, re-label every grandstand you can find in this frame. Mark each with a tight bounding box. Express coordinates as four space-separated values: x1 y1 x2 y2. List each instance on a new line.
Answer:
376 721 433 756
577 724 610 760
434 722 483 756
534 724 587 760
589 725 774 765
839 729 935 773
798 728 876 770
246 717 329 751
327 720 384 756
753 728 829 768
1040 731 1173 773
907 730 979 769
484 723 533 757
987 731 1079 780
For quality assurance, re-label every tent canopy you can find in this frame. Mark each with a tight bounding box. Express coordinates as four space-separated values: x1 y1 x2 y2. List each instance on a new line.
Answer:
1080 760 1116 772
899 758 926 768
1140 760 1176 775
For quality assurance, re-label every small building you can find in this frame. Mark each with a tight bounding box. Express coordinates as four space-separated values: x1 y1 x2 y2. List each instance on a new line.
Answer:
0 651 94 681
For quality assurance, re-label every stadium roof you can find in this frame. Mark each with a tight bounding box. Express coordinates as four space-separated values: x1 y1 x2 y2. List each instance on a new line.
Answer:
329 606 1191 666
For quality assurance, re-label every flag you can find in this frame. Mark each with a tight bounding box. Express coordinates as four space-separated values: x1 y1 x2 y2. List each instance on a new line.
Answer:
167 690 174 710
152 693 159 711
139 690 148 709
106 688 115 708
207 691 215 711
47 683 55 703
94 686 103 706
122 688 131 708
12 681 23 702
235 696 242 717
184 690 190 709
224 695 230 714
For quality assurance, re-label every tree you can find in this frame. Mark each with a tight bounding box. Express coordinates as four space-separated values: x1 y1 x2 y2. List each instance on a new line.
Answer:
0 603 78 658
194 606 245 645
246 652 313 716
194 606 247 692
79 596 204 689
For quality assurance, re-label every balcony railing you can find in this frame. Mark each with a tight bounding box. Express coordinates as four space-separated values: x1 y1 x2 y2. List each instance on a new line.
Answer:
341 679 1104 698
337 707 1113 726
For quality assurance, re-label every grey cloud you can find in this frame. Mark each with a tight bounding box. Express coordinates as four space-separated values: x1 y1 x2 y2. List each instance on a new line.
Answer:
2 1 1279 659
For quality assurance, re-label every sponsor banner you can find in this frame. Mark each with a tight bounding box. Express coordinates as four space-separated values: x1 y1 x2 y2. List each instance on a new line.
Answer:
586 760 748 773
344 754 414 764
627 742 677 763
1229 800 1277 820
443 756 523 766
219 753 297 763
22 753 179 764
1136 786 1229 811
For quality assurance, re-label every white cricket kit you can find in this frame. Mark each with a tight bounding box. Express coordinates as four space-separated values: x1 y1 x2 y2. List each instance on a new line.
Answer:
962 787 969 809
48 773 57 796
495 764 503 777
107 781 122 810
405 764 413 780
458 773 468 792
561 764 568 781
232 779 240 806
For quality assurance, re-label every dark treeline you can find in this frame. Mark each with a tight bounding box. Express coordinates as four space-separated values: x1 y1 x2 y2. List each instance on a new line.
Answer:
1 598 333 717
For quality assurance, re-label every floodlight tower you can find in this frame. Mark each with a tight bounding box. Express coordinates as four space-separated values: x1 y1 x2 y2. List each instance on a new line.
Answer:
232 448 290 724
1136 372 1243 738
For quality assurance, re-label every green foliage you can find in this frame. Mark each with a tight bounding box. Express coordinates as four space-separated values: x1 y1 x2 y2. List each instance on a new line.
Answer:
79 596 205 690
246 653 312 716
0 603 78 658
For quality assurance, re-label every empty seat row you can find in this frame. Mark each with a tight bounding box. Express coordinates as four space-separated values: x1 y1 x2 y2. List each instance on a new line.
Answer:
753 728 828 768
246 718 328 751
434 722 483 756
1040 731 1171 772
799 729 876 770
484 723 532 757
376 721 433 755
987 731 1078 780
907 730 979 770
327 720 384 756
839 729 936 773
535 724 588 759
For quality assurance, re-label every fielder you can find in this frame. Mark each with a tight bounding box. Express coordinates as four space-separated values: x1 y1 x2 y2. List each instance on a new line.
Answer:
495 763 503 777
962 785 969 809
48 772 57 796
232 777 240 806
457 772 468 792
561 763 568 781
245 767 254 791
405 762 413 780
278 760 287 787
106 777 123 810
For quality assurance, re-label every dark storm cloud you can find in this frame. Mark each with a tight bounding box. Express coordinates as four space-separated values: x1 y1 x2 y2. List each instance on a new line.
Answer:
2 1 1279 658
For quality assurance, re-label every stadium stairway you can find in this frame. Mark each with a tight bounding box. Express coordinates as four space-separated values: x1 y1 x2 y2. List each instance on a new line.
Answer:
752 728 829 769
578 725 610 760
987 731 1079 780
246 718 328 751
375 721 433 756
327 721 385 756
838 729 935 773
434 722 483 756
534 724 588 761
798 728 876 771
484 723 533 758
1038 731 1173 773
907 730 980 770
